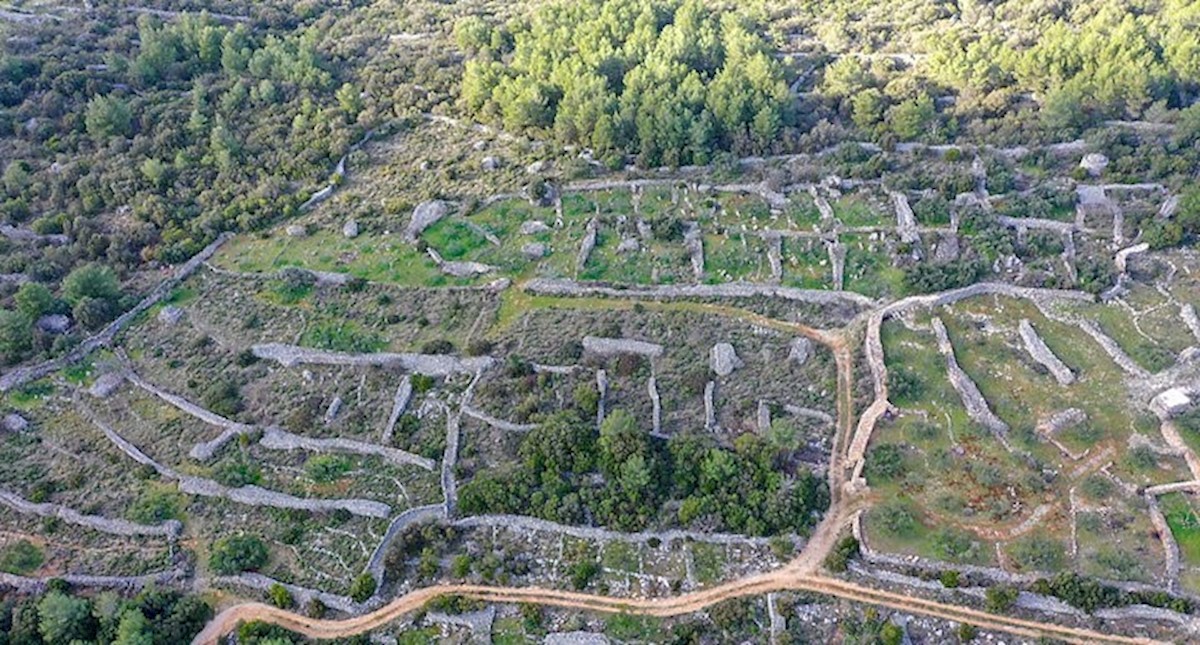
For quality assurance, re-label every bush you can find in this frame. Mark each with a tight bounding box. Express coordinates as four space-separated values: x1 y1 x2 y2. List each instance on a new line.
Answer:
568 560 599 590
268 583 293 609
865 444 906 481
421 339 455 355
201 378 243 418
939 570 961 588
305 454 352 483
984 585 1018 613
209 535 268 575
305 598 327 619
824 536 860 573
348 573 376 602
0 540 44 574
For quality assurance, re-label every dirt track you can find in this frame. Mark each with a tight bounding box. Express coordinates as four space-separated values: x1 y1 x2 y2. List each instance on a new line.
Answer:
192 573 1162 645
188 297 1168 645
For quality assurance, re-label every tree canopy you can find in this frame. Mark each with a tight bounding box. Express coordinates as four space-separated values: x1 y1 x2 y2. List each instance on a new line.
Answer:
460 0 793 166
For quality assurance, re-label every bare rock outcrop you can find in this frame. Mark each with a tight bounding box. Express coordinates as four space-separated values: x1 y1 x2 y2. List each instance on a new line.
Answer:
710 343 743 376
582 336 664 359
931 317 1009 436
576 218 599 272
704 381 717 430
1018 319 1075 385
2 413 28 433
521 220 551 235
788 337 812 366
251 343 494 376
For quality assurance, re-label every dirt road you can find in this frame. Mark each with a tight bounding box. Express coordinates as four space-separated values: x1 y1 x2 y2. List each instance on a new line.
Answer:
192 573 1163 645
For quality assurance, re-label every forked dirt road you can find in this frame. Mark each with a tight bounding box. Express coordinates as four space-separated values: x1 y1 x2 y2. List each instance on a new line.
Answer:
189 299 1165 645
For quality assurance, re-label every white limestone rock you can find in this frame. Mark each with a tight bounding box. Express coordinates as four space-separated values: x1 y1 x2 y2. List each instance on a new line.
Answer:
1079 153 1109 177
710 343 743 377
789 338 812 367
520 220 551 235
158 306 184 326
522 243 548 259
405 200 449 241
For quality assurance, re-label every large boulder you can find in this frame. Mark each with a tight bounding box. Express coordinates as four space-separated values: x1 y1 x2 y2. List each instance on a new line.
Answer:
285 224 307 237
522 243 548 259
342 219 359 238
520 220 551 235
788 337 812 366
36 314 71 334
89 373 125 399
405 200 450 242
158 306 184 326
2 413 29 432
1079 153 1109 177
710 343 743 377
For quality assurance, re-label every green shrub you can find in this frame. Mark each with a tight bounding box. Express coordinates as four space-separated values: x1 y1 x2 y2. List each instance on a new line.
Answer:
984 585 1019 613
305 455 352 483
209 535 268 575
348 573 376 602
824 536 859 573
0 540 44 574
268 583 293 609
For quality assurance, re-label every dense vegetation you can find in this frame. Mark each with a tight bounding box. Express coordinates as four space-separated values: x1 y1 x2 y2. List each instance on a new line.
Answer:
460 0 792 167
0 584 211 645
459 407 828 536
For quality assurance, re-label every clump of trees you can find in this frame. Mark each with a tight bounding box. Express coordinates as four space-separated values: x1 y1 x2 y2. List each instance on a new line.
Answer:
459 407 828 536
0 584 211 644
459 0 793 167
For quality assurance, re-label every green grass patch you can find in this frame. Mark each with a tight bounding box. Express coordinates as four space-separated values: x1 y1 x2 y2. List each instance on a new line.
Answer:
423 219 491 261
1162 493 1200 565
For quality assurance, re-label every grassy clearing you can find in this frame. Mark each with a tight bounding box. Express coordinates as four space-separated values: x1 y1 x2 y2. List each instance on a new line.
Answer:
833 194 886 228
780 237 831 289
842 233 904 299
1162 493 1200 565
